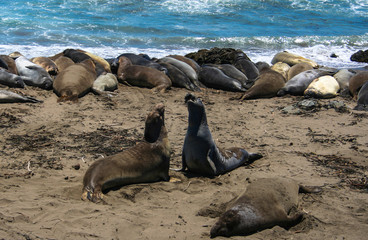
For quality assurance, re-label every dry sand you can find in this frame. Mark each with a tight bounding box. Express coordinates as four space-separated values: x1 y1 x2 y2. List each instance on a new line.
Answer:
0 85 367 239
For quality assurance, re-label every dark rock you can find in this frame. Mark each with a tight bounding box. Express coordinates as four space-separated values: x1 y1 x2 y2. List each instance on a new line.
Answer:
350 50 368 63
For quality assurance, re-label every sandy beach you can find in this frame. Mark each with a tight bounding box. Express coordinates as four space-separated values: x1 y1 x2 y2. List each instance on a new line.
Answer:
0 82 367 239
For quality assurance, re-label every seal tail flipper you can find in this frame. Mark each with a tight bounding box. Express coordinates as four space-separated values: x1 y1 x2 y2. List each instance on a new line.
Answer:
22 96 43 103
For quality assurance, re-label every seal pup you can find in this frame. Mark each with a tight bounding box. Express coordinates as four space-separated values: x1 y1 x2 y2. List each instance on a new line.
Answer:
210 178 322 238
53 59 96 102
240 67 286 100
81 103 170 202
15 56 53 90
277 68 337 96
271 62 290 80
0 69 26 88
0 89 42 103
354 81 368 111
304 75 340 99
117 56 171 93
30 57 58 75
198 66 247 92
271 51 318 67
92 73 118 92
287 62 314 81
348 71 368 100
156 60 200 91
179 93 262 176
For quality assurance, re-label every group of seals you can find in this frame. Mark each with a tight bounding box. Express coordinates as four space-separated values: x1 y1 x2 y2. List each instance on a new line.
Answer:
210 178 322 238
81 103 170 202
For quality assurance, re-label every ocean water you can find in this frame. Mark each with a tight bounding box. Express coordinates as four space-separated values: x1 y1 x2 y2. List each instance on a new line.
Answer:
1 0 367 68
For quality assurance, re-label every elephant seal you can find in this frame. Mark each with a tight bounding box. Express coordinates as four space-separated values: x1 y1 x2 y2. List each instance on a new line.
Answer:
354 81 368 111
0 69 26 88
234 57 259 81
198 66 246 92
210 178 322 238
53 59 96 102
156 60 200 91
304 76 339 99
76 49 112 73
54 56 75 72
111 53 166 74
287 62 314 81
30 57 58 75
179 93 262 176
0 89 42 103
168 55 201 73
117 56 171 93
0 55 18 74
333 69 356 90
81 103 170 202
204 64 250 88
271 51 318 67
240 67 286 100
63 49 105 76
271 62 290 80
349 71 368 100
277 68 337 96
92 73 118 92
15 56 53 90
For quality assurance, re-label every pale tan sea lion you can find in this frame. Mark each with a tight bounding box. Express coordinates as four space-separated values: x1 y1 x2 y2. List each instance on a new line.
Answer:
271 62 290 80
53 59 96 102
304 75 340 98
271 51 318 68
349 71 368 100
54 56 75 73
92 73 118 92
81 103 170 202
240 67 286 100
287 62 314 81
117 56 171 93
31 56 58 75
210 178 322 238
77 49 112 73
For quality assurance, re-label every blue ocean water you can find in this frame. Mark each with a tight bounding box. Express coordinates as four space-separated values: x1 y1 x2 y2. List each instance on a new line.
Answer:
1 0 367 68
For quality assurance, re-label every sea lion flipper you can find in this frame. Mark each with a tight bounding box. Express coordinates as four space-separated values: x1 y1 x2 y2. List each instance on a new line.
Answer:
299 185 323 193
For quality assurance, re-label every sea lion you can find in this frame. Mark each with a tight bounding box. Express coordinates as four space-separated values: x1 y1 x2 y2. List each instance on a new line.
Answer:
159 57 203 89
240 67 286 100
0 69 26 88
179 93 262 176
287 62 314 81
277 68 337 96
354 81 368 111
30 57 58 75
117 56 171 93
63 49 105 76
0 89 42 103
15 56 53 90
81 103 170 202
111 53 166 73
156 60 200 91
348 71 368 100
199 66 246 92
271 51 318 67
333 69 356 90
304 75 340 99
54 56 75 72
168 55 201 73
92 73 118 92
76 49 112 73
234 57 259 81
53 59 96 102
210 177 322 238
271 62 290 80
0 55 18 74
204 64 250 88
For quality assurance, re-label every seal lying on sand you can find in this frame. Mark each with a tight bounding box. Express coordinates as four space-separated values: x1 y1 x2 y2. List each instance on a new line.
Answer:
53 59 96 102
30 57 58 75
349 71 368 100
210 178 322 238
271 51 318 67
179 93 262 176
304 75 339 99
354 81 368 111
0 69 26 88
0 89 42 103
81 103 171 202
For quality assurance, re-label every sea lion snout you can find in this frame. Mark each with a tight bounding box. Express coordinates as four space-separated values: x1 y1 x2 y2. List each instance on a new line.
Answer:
184 93 197 103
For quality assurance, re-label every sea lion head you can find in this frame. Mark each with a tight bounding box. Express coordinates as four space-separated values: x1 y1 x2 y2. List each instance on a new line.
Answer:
144 103 165 143
210 209 241 238
185 93 207 126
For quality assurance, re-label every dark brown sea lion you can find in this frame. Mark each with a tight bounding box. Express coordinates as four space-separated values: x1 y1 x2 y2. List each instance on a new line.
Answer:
0 55 18 74
240 67 286 100
53 59 96 102
349 71 368 100
117 56 171 93
81 103 170 202
234 57 259 81
31 56 58 75
354 81 368 111
178 94 262 176
210 178 322 238
287 62 314 81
